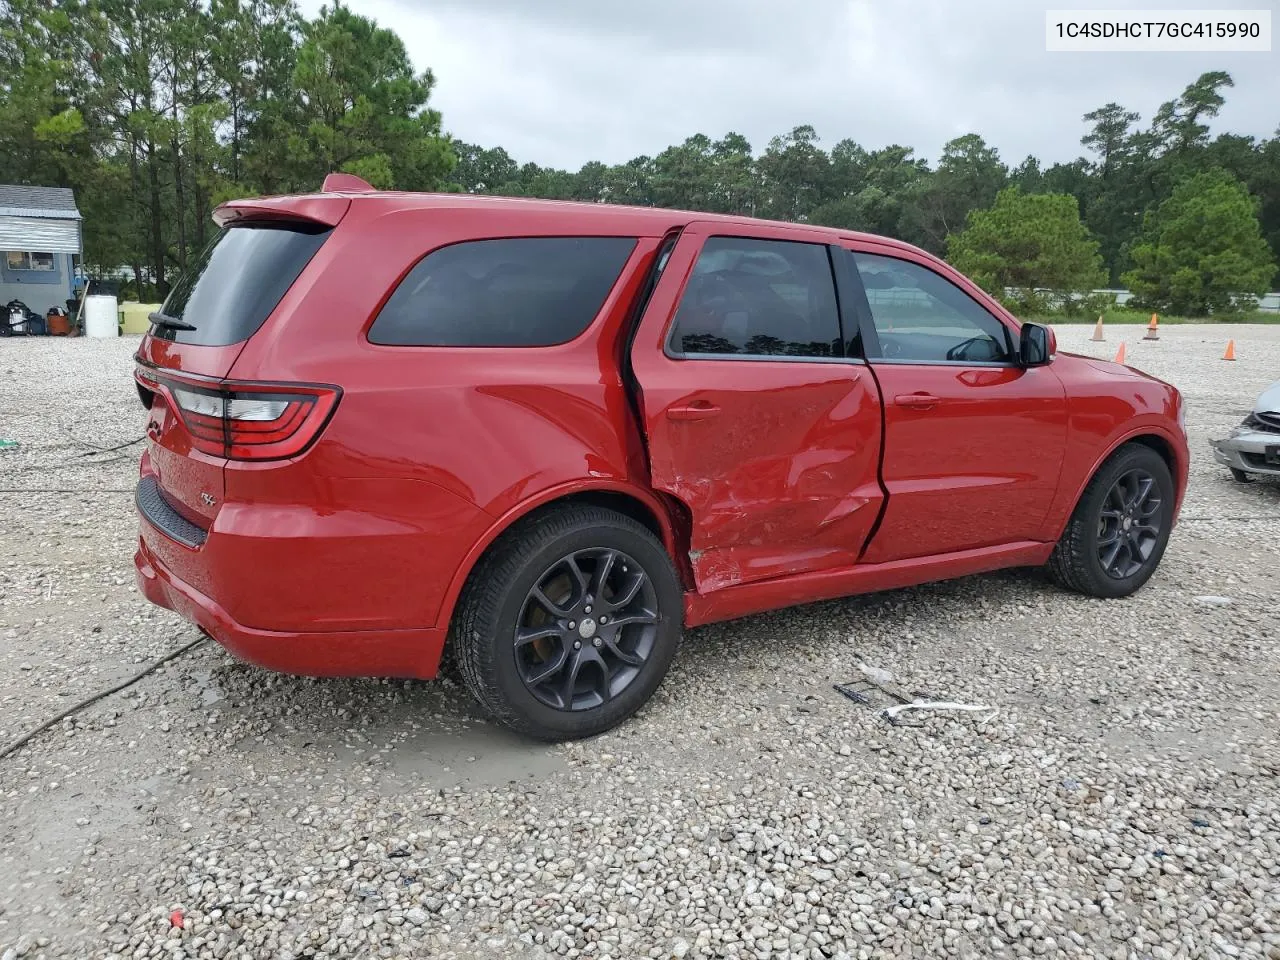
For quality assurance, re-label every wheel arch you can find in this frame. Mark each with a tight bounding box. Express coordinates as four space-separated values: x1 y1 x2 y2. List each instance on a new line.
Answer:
1126 432 1178 476
434 480 684 640
1048 425 1187 541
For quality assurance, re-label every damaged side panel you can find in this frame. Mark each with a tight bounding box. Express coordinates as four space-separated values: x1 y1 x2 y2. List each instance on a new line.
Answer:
625 219 889 598
645 368 886 593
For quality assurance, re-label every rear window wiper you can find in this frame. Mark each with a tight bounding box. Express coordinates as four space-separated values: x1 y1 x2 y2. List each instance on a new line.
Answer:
148 311 197 331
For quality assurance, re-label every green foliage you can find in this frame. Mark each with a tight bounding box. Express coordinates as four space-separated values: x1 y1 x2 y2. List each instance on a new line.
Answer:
947 187 1105 309
1122 170 1276 316
808 145 928 236
1022 306 1280 325
290 4 452 192
1 4 1278 322
1070 290 1120 318
899 134 1007 253
1150 70 1233 155
0 0 453 293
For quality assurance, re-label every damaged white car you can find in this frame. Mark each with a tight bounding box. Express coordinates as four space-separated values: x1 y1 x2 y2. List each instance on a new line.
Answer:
1211 380 1280 482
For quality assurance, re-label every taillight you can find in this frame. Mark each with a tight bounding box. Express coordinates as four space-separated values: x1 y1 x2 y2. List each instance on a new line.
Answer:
139 368 340 461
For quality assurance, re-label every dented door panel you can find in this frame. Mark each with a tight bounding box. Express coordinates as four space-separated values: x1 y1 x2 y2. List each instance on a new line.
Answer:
629 222 886 594
650 365 883 591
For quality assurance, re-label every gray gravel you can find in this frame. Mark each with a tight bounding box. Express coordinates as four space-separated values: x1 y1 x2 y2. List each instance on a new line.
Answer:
1 327 1278 960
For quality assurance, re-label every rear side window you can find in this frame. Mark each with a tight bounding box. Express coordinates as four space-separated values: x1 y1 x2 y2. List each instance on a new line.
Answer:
154 223 332 346
369 237 637 347
668 237 842 359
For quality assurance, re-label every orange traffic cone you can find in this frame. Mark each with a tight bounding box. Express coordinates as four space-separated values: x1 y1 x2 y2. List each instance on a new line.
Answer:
1114 342 1126 364
1143 313 1159 341
1090 316 1105 341
1223 339 1236 361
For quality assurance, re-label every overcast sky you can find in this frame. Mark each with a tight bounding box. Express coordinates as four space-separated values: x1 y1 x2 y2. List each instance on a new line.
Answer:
300 0 1278 170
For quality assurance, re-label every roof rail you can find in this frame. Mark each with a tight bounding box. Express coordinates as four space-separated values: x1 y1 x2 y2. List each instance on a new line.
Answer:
321 172 377 194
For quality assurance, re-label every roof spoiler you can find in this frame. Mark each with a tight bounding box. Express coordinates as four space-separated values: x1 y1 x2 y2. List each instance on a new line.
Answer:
211 173 374 228
214 195 351 228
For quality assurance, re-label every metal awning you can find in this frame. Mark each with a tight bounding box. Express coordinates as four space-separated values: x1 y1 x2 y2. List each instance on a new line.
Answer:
0 206 82 220
0 214 82 254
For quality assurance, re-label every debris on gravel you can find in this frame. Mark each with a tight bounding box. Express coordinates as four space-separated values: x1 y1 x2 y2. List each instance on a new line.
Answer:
1 329 1277 959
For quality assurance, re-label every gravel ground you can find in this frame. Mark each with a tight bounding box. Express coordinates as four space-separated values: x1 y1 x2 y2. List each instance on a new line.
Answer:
0 327 1277 960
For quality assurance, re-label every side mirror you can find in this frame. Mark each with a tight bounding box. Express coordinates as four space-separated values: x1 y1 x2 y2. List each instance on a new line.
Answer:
1018 322 1055 367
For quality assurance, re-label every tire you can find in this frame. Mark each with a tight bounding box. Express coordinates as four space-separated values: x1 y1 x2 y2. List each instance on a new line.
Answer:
1047 443 1175 599
450 504 683 741
1229 467 1255 484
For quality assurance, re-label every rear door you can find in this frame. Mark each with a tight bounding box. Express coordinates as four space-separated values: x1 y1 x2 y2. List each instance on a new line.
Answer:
136 218 335 526
840 243 1068 563
629 221 885 593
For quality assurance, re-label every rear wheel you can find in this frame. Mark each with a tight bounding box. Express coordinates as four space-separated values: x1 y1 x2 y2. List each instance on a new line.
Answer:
451 505 682 741
1047 444 1174 599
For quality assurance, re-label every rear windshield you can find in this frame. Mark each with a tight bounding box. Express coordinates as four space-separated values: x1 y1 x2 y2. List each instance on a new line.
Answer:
368 237 636 347
152 223 332 346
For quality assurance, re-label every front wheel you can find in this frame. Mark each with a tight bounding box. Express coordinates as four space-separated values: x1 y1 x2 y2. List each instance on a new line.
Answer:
1047 444 1175 599
1229 467 1255 484
451 505 683 741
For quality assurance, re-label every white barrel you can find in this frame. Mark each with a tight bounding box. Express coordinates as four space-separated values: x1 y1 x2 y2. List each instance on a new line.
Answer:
84 295 120 338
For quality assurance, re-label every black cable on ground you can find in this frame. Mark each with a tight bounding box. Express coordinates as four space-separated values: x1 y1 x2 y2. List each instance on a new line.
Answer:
57 422 146 459
0 635 208 762
74 436 145 457
0 488 133 493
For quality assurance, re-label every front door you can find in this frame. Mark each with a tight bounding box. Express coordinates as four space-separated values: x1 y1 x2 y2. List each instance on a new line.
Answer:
629 222 885 594
840 245 1069 564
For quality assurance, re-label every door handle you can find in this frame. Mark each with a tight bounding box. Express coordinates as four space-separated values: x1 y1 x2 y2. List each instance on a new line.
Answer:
894 393 941 410
666 402 721 421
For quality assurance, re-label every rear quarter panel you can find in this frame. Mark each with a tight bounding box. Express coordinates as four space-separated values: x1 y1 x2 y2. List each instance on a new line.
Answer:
226 205 669 630
1041 353 1189 538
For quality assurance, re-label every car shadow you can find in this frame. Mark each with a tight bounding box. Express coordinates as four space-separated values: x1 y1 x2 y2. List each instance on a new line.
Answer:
175 566 1063 773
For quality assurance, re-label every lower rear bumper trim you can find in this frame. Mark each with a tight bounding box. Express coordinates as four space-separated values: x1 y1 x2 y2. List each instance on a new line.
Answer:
135 537 446 680
136 475 207 548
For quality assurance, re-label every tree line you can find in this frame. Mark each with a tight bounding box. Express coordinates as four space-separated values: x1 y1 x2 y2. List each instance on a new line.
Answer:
1 0 1275 314
1 0 451 294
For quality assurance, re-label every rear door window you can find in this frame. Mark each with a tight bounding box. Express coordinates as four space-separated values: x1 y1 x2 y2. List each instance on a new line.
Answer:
369 237 637 346
667 237 844 359
154 223 333 346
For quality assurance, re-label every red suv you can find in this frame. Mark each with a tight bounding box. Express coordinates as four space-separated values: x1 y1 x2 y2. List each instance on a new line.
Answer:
134 175 1189 740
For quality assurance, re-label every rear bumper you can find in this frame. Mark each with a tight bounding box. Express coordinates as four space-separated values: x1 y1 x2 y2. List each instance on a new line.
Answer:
1209 430 1280 477
136 535 446 679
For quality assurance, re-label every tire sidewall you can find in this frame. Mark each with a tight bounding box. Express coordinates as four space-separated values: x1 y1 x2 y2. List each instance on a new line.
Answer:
1077 447 1175 598
480 518 683 740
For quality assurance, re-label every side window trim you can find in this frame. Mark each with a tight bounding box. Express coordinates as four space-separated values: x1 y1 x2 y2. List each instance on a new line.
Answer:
845 247 1017 366
631 231 681 332
662 233 864 365
830 243 878 360
622 230 681 391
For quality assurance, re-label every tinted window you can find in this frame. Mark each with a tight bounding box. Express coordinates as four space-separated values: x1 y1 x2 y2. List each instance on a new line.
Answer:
369 237 636 347
669 237 842 358
853 252 1012 363
155 223 332 346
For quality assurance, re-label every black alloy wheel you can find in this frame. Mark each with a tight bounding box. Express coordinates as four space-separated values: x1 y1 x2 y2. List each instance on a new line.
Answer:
1095 468 1164 579
451 505 682 741
1047 443 1175 599
514 548 660 711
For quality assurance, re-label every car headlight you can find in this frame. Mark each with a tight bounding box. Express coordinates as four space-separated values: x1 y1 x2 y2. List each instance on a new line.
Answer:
1177 396 1187 436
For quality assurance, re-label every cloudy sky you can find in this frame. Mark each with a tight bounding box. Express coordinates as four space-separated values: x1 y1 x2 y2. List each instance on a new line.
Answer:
300 0 1277 170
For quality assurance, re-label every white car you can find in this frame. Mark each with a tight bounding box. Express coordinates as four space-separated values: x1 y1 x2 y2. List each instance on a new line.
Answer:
1211 380 1280 481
